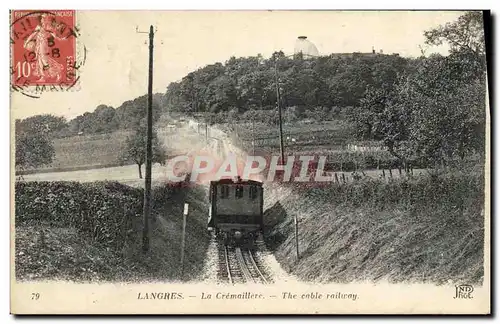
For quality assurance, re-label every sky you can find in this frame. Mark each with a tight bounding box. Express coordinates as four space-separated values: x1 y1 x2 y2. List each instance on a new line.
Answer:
10 10 465 120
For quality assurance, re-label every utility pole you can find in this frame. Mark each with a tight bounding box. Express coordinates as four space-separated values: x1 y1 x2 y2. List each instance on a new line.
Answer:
294 217 299 262
274 59 285 165
273 51 314 263
205 122 208 143
137 25 155 253
275 56 297 262
252 117 255 156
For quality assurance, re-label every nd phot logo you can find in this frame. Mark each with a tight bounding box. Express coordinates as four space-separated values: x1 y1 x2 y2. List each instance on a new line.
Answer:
454 284 474 299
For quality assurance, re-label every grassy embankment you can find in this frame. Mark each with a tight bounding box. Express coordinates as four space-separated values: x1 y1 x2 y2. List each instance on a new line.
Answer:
263 170 485 284
15 179 210 282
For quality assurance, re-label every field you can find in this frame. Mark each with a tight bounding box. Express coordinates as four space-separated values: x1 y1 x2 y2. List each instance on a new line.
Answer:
19 118 401 179
227 119 352 155
17 131 133 174
17 126 195 177
220 119 428 174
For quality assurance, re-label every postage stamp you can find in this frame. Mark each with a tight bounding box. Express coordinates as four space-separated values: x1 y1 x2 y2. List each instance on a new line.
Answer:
10 10 82 96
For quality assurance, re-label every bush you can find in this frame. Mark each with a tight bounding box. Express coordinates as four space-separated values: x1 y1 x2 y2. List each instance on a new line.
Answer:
15 181 145 251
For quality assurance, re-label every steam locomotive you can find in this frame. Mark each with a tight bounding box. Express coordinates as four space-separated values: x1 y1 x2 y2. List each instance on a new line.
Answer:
207 177 264 244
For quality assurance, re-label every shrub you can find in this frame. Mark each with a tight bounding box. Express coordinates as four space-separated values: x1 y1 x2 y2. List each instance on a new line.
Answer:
15 181 144 251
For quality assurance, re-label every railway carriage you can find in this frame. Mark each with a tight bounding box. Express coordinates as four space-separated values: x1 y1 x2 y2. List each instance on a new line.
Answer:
207 177 264 244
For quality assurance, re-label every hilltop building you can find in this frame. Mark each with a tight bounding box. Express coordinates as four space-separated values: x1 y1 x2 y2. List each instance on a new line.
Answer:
293 36 399 59
328 46 399 58
294 36 320 58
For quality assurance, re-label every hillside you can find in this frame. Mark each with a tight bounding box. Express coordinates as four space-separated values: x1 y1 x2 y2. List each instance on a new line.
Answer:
263 171 485 284
164 52 408 115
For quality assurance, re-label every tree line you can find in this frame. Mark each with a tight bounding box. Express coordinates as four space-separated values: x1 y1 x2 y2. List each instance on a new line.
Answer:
165 51 408 120
16 93 166 140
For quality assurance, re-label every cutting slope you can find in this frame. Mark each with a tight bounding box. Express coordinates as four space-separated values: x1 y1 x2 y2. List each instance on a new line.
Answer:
263 172 485 284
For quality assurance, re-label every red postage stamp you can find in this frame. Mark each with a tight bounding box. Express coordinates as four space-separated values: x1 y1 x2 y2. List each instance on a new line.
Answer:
10 10 78 90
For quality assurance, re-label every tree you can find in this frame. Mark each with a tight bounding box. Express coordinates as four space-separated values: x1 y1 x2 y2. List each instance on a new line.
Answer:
416 12 486 165
15 118 56 170
18 114 67 137
358 53 486 169
121 122 167 179
401 55 486 166
238 70 273 110
112 94 162 130
92 105 118 133
350 82 414 169
424 11 485 57
356 12 487 169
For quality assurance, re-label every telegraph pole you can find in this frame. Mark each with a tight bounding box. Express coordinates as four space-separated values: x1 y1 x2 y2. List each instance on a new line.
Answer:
137 25 155 253
275 57 297 261
274 59 285 165
274 49 318 263
252 117 255 156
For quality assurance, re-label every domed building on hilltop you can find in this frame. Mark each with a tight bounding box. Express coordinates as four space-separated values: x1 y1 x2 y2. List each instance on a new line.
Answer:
293 36 319 58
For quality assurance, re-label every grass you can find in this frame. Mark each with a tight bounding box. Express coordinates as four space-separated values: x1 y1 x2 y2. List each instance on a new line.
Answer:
17 127 189 176
16 225 141 282
263 171 485 284
26 131 133 172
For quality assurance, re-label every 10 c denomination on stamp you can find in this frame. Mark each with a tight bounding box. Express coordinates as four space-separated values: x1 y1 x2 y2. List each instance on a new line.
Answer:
10 10 79 93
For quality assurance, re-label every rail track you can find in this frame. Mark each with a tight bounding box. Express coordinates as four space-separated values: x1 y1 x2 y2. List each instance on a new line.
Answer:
219 244 269 284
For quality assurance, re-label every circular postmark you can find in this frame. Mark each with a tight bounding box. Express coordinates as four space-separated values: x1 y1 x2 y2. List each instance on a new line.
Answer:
10 10 87 98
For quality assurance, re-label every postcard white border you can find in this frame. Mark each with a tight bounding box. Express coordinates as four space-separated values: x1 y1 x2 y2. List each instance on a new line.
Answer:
4 0 497 321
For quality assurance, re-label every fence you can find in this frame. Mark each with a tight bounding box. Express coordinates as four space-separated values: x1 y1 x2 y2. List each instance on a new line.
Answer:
346 143 388 152
320 167 419 185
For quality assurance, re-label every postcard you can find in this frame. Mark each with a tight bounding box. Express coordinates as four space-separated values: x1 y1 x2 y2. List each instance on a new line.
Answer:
10 10 490 314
